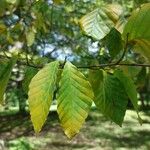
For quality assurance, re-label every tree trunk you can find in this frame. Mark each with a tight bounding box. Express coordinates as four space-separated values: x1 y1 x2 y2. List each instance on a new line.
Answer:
16 63 27 115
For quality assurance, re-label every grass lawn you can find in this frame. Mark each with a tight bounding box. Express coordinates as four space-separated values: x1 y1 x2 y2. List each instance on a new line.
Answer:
0 109 150 150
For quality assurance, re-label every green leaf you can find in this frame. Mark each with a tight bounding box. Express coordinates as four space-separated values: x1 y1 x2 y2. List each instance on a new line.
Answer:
57 62 94 139
88 69 103 92
123 3 150 41
114 69 142 124
79 4 123 40
105 28 123 58
136 67 147 89
89 70 128 126
123 3 150 62
119 61 142 78
6 0 17 4
79 8 114 40
133 39 150 62
22 67 38 94
26 29 35 47
0 0 7 17
0 57 16 104
28 61 59 133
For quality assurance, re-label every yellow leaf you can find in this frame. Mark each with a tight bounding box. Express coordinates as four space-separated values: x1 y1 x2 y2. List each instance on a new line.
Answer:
28 61 59 132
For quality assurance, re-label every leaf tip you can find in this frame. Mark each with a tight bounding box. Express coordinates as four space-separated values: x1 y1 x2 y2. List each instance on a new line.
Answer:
65 129 79 140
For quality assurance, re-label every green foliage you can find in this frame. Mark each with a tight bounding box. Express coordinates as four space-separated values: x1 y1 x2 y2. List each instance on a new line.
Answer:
89 70 128 126
123 3 150 40
123 3 150 62
22 66 38 94
136 67 147 88
134 40 150 62
104 28 123 58
114 69 142 124
120 64 142 78
8 137 33 150
28 61 59 133
26 29 36 47
53 0 62 5
0 57 16 104
79 4 123 40
57 62 94 138
0 0 149 140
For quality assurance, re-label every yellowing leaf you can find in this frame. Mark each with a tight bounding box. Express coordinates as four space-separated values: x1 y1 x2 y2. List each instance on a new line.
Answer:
79 4 123 40
134 39 150 62
0 58 16 104
57 62 94 139
104 4 123 23
115 17 127 33
123 3 150 62
79 8 114 40
28 61 59 133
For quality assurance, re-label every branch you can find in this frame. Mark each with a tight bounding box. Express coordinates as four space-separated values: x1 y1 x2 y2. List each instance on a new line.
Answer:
0 54 150 70
77 63 150 69
0 54 42 69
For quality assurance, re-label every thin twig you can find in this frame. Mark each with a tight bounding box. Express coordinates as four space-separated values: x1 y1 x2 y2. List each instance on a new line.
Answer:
77 63 150 69
0 54 150 69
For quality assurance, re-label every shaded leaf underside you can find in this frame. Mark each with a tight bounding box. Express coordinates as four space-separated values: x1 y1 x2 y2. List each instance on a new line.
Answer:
114 69 142 124
89 70 128 126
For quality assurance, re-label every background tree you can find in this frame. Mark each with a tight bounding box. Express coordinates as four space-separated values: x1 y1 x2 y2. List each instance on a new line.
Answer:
0 0 150 139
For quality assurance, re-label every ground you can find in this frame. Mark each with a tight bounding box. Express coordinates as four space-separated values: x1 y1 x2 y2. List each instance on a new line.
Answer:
0 109 150 150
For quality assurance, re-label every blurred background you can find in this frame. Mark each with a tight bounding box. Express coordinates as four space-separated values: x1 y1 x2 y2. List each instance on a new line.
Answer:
0 0 150 149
